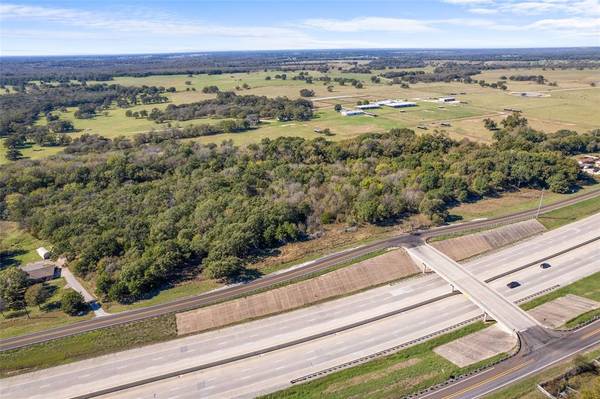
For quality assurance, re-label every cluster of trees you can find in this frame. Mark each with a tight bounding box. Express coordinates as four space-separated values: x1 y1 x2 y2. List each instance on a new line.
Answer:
2 119 596 303
380 63 482 84
202 86 220 94
0 268 86 316
291 72 313 84
299 89 315 97
144 92 313 123
506 75 546 84
333 77 363 88
476 79 508 90
63 120 253 154
0 83 173 139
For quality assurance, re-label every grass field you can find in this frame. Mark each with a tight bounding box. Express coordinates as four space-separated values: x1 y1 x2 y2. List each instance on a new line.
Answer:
0 221 50 267
0 314 176 377
260 322 506 399
447 183 599 222
538 194 600 230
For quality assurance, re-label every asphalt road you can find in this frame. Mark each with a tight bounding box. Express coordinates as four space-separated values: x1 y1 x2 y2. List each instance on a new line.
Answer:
2 218 598 399
419 320 600 399
2 187 599 351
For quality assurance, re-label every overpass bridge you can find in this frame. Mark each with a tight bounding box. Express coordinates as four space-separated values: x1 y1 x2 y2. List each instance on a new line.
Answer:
405 244 558 347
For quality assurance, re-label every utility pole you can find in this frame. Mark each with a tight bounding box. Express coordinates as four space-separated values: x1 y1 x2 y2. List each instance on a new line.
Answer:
536 188 545 219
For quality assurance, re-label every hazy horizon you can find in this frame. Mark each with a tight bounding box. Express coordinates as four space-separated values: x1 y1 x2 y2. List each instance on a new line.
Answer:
1 0 599 56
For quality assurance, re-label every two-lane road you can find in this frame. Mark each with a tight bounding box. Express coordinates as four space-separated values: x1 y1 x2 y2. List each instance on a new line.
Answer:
420 320 600 399
2 187 599 351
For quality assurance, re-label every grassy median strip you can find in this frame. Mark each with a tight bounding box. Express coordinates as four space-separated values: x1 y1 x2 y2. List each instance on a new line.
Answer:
0 314 177 378
538 195 600 230
260 322 506 399
520 271 600 328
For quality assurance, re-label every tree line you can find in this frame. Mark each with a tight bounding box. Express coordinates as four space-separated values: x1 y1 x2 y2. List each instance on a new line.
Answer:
143 92 314 123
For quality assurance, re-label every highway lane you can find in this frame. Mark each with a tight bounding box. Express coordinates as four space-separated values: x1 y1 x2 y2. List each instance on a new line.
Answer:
2 187 599 351
95 241 600 399
3 225 598 399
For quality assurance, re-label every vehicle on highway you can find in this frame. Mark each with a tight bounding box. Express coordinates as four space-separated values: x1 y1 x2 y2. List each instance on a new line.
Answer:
507 281 521 289
540 262 551 269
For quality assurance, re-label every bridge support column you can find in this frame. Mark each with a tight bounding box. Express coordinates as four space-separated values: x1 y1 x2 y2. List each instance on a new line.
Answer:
421 262 429 274
450 284 455 293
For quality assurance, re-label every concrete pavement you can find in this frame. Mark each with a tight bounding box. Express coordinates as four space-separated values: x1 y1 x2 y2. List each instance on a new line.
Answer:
406 244 540 333
2 215 598 399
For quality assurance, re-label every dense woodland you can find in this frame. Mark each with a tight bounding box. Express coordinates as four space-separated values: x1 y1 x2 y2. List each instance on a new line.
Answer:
1 117 598 304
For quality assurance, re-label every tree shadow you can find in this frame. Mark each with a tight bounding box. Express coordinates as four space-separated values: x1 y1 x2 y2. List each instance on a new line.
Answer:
234 268 263 283
0 249 26 269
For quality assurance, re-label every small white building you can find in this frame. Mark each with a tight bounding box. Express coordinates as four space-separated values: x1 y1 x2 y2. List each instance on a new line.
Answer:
36 247 51 260
377 100 417 108
356 103 381 110
341 109 365 116
438 97 460 104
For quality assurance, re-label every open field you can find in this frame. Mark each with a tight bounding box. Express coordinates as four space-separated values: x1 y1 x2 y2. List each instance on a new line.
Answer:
538 194 600 230
0 221 50 267
0 315 176 377
3 67 597 164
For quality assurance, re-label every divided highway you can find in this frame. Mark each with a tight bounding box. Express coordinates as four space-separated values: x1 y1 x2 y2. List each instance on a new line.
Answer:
2 187 599 351
3 214 599 399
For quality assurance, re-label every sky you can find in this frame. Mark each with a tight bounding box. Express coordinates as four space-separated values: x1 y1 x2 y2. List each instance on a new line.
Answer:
0 0 599 56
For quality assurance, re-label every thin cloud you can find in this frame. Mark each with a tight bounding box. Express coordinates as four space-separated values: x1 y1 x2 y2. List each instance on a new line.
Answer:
468 7 499 14
0 3 303 39
303 17 435 32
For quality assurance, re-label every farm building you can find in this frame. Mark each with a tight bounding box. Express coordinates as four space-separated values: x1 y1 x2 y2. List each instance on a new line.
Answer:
341 109 365 116
438 97 460 104
356 103 381 110
36 247 51 260
20 261 61 283
377 100 417 108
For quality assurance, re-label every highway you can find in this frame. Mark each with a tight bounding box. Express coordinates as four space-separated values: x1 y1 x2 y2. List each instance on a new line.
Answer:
2 215 599 399
2 187 599 351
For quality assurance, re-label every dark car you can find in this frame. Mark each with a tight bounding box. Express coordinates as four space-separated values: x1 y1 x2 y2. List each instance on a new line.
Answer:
540 262 551 269
506 281 521 289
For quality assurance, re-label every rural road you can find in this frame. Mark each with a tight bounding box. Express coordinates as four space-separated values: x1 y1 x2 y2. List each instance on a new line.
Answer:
418 320 600 399
2 215 599 399
1 187 599 351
